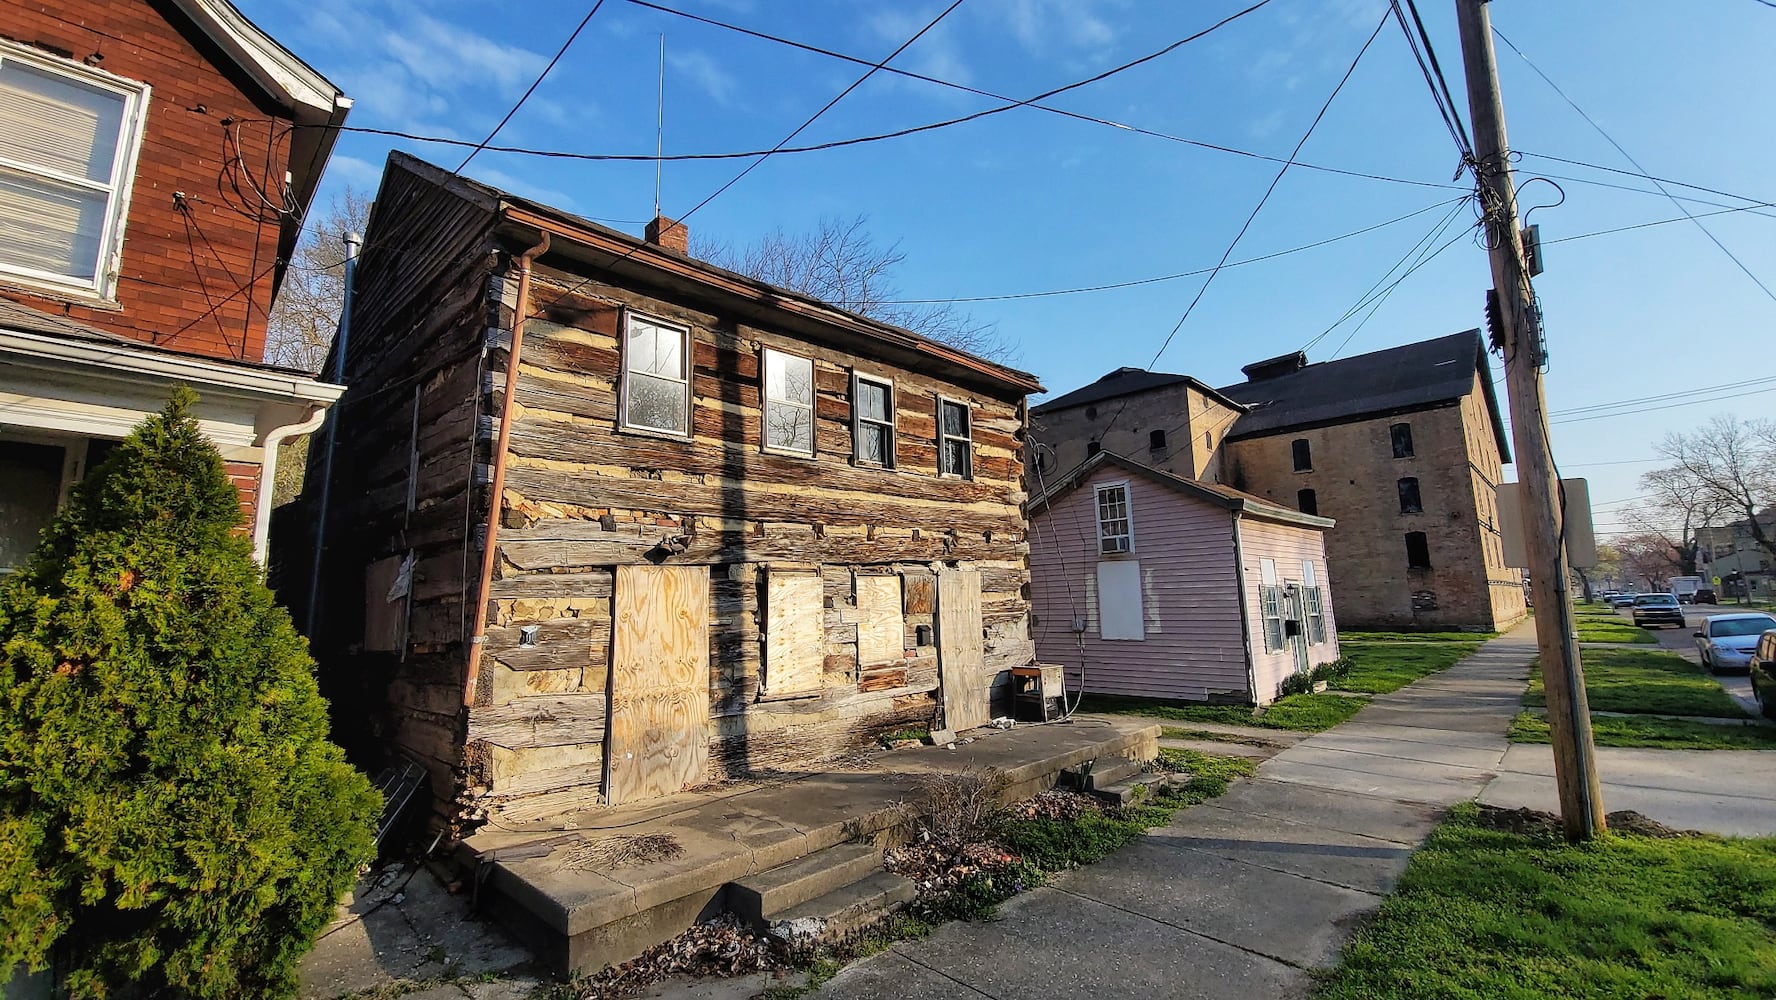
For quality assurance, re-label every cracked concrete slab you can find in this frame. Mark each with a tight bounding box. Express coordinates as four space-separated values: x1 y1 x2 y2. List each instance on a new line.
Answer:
1481 744 1776 836
1147 802 1418 895
821 889 1314 1000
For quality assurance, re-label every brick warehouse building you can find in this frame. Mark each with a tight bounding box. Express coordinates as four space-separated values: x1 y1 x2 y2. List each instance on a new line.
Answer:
1031 330 1527 631
0 0 348 570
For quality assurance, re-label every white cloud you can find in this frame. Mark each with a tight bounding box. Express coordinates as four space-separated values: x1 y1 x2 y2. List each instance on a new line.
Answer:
865 8 973 92
322 154 384 190
470 166 579 211
382 12 547 96
991 0 1116 56
668 49 738 106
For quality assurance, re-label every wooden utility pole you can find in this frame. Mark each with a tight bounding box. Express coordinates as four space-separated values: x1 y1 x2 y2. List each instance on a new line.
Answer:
1454 0 1605 840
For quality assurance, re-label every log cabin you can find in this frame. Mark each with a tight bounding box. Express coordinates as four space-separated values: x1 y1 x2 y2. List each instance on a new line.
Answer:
297 152 1045 829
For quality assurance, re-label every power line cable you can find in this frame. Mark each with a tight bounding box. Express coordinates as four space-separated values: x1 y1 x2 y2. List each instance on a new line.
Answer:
456 2 606 173
1550 385 1776 425
858 196 1466 306
1089 9 1391 447
1494 28 1776 303
1146 8 1392 371
619 0 1458 192
532 0 974 316
1517 152 1776 208
1329 215 1477 359
1301 197 1472 353
1390 0 1473 165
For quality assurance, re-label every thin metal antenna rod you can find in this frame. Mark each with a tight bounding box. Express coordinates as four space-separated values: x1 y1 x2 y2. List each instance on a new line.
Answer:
654 33 664 218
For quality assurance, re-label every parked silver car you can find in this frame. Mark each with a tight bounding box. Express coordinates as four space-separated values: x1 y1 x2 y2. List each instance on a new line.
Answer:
1694 613 1776 674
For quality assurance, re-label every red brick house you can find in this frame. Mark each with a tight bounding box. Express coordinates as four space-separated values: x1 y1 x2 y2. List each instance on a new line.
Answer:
0 0 349 568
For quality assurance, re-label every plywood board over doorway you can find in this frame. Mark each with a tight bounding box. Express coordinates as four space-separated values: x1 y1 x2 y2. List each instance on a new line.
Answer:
936 567 988 731
606 565 711 806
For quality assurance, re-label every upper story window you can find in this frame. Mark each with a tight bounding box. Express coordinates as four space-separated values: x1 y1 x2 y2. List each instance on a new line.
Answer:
1149 429 1165 451
938 397 972 479
1086 440 1102 457
1398 477 1423 514
619 312 691 437
1096 481 1132 554
1390 422 1414 458
0 44 149 302
1291 438 1311 472
1406 531 1431 569
762 348 815 455
852 372 895 467
1297 488 1318 516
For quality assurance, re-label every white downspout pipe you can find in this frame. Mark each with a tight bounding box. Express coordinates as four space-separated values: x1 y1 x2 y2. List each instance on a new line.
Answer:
252 404 329 569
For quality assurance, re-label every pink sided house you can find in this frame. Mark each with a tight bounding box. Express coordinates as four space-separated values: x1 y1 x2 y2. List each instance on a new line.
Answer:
1029 451 1340 705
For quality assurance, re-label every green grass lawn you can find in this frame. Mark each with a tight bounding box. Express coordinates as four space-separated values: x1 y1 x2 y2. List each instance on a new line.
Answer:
1510 711 1776 750
1079 692 1365 732
1319 803 1776 1000
1573 616 1658 644
1524 648 1749 719
1335 639 1481 694
1339 630 1495 642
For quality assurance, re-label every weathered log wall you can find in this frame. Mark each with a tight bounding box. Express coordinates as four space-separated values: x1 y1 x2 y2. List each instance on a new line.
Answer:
463 264 1035 820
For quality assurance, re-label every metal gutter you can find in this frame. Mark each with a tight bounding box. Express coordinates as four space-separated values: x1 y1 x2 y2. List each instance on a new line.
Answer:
0 329 344 403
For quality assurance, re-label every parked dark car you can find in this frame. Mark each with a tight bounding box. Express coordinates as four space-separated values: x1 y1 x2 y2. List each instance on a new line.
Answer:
1752 630 1776 719
1694 588 1718 605
1632 593 1687 629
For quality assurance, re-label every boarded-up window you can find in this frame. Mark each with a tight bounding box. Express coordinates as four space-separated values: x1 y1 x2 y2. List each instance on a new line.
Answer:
764 568 824 696
854 574 904 666
1097 561 1144 640
363 554 410 652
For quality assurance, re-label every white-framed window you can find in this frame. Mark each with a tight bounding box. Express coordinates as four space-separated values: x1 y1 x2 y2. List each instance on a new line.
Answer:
937 396 972 479
852 372 895 468
1095 481 1133 554
0 42 149 301
1302 560 1327 644
1259 558 1284 652
619 311 692 437
762 347 815 455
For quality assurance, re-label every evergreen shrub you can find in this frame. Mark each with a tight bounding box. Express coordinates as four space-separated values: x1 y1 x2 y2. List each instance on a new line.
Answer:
0 390 379 998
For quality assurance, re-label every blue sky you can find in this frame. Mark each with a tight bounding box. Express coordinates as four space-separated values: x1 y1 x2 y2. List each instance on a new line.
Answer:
245 0 1774 535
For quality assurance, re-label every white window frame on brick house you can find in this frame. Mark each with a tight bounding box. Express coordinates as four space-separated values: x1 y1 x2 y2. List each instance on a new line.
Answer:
618 310 693 439
1095 480 1134 554
0 41 150 303
761 347 816 457
936 395 972 479
851 371 896 468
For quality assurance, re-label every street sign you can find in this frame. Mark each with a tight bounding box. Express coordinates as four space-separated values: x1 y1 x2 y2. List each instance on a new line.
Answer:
1498 478 1599 569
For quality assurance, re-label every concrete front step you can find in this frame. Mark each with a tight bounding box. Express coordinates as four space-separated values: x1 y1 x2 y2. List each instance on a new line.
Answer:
1060 755 1144 792
729 841 881 927
767 870 918 944
1090 772 1179 807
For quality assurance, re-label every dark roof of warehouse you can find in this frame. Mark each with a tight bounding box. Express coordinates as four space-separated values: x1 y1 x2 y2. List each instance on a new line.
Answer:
1031 368 1245 415
1216 329 1509 460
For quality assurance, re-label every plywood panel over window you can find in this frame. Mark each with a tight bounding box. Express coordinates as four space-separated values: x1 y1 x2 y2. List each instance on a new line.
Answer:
936 567 987 731
607 565 710 805
764 567 824 696
1096 560 1145 640
855 573 904 666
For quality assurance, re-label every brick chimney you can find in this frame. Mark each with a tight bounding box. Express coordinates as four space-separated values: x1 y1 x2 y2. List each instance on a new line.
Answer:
645 215 688 254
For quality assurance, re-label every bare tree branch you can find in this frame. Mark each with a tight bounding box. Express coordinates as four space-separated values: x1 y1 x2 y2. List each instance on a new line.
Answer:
1653 415 1776 561
692 214 1017 364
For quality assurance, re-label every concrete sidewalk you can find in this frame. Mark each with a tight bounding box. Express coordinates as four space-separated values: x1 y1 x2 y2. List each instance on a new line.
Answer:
818 626 1539 999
